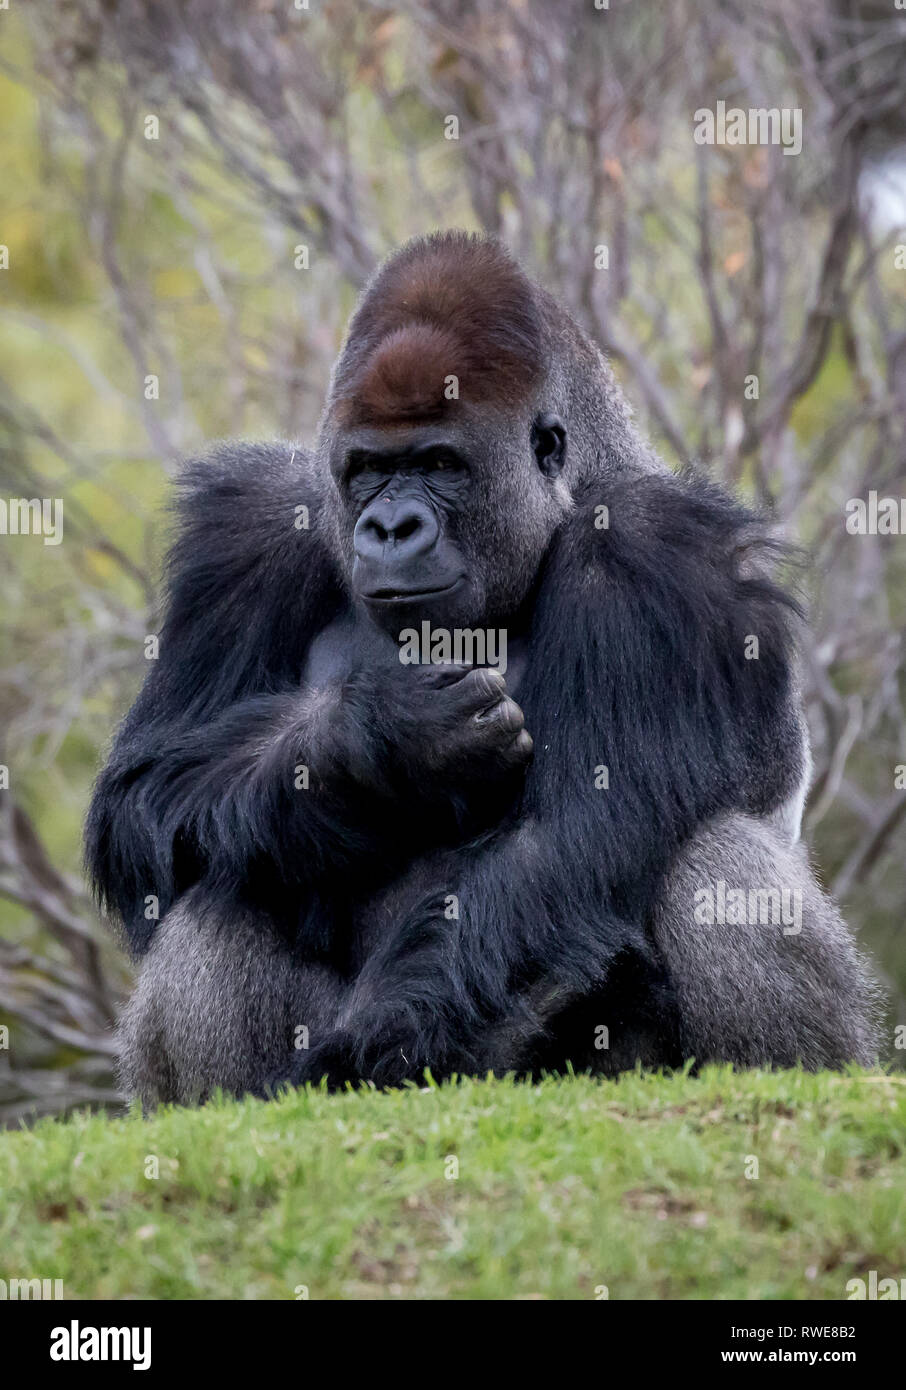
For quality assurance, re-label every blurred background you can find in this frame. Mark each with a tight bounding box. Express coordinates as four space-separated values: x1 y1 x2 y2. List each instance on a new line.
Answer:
1 0 904 1123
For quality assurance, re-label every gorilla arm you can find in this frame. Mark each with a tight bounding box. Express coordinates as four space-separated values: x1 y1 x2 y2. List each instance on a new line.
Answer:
86 442 526 952
88 441 538 1102
85 441 350 950
650 811 880 1069
108 659 539 1106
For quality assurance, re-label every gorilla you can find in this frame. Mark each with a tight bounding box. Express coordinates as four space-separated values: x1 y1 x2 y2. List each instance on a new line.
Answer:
85 232 880 1106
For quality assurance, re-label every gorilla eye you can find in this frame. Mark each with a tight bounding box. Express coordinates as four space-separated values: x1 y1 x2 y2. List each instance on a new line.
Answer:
421 451 463 475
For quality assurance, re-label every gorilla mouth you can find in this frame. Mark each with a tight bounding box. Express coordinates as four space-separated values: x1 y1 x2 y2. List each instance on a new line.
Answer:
363 578 464 603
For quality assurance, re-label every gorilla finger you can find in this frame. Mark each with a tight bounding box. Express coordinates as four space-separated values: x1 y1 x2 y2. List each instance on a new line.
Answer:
476 694 525 736
500 729 534 765
458 665 508 711
418 663 474 689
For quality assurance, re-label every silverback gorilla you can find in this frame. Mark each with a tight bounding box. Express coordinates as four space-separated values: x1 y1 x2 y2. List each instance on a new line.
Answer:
86 232 880 1106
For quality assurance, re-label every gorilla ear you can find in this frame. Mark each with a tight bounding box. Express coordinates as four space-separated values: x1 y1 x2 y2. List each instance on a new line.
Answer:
531 413 566 477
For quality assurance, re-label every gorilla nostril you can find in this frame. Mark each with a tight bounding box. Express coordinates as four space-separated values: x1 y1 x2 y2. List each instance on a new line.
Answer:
393 515 420 542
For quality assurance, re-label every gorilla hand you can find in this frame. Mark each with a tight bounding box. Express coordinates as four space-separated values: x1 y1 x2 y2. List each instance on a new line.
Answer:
405 665 533 781
342 663 533 798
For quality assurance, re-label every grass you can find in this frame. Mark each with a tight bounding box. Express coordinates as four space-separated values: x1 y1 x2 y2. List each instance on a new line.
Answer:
0 1067 904 1300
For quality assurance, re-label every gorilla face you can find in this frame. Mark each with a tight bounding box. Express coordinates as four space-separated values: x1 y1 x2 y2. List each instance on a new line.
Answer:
343 428 471 620
319 232 574 636
333 414 568 635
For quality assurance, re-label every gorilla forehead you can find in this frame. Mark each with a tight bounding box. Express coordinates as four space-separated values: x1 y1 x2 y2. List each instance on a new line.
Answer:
328 231 548 429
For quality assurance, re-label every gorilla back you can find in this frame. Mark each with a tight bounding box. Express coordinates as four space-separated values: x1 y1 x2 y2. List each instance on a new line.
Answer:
86 232 881 1106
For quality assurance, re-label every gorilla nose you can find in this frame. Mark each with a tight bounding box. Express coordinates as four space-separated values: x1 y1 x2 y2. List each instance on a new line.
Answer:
353 498 439 562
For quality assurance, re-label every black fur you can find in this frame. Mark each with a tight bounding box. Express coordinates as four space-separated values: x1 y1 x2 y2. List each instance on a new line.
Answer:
85 233 879 1104
88 452 813 1086
275 471 807 1085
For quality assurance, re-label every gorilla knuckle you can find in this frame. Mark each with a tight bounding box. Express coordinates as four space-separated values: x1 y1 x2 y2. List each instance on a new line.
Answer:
491 696 525 734
505 729 534 763
464 666 507 705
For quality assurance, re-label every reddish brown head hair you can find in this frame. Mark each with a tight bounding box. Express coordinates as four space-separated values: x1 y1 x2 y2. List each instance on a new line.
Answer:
329 232 548 427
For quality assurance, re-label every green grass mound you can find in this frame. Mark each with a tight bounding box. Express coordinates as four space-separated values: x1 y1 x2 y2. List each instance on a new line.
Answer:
1 1067 904 1300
